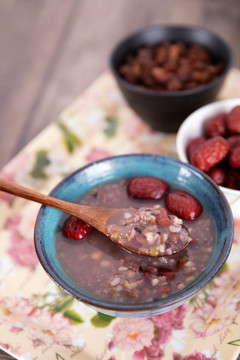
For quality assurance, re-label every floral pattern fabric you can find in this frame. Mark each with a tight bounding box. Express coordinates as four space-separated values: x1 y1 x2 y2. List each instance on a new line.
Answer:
0 69 240 360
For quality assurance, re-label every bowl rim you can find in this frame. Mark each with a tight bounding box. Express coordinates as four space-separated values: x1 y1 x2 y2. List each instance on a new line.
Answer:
34 154 234 314
176 98 240 196
110 24 233 97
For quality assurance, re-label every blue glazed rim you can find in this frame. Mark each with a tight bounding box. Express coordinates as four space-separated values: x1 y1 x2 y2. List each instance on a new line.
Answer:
34 154 234 315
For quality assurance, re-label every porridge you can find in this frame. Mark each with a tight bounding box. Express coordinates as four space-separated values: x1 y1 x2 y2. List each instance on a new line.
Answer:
55 177 215 303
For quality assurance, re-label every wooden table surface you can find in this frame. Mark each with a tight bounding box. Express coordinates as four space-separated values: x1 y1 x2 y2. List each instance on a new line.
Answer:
0 1 240 359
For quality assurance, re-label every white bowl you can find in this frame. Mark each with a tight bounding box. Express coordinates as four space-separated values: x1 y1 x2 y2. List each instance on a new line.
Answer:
176 98 240 218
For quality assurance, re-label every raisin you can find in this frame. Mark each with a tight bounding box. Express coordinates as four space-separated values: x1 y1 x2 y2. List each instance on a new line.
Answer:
128 176 168 200
158 286 170 295
177 254 189 270
193 60 207 71
190 136 229 172
151 67 168 83
165 191 202 221
167 75 182 91
185 81 198 90
178 65 191 82
143 266 159 275
191 70 211 84
118 64 137 84
117 42 224 92
124 289 137 299
169 43 182 61
158 268 176 280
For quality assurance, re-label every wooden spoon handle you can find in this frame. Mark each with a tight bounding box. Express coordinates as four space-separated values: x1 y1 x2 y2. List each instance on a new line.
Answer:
0 177 81 215
0 177 114 232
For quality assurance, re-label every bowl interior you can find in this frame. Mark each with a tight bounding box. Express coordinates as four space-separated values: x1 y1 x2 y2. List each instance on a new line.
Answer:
111 25 232 86
34 155 233 316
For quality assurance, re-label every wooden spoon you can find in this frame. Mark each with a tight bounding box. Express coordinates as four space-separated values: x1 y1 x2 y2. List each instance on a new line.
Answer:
0 177 191 257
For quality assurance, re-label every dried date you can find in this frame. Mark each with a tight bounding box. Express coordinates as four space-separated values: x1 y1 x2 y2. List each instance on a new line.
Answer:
190 136 229 172
186 105 240 191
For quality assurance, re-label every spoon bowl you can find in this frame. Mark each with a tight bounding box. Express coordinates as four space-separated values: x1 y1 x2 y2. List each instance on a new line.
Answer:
0 177 190 257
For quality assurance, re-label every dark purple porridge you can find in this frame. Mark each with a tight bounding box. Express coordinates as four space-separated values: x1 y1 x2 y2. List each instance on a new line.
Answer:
55 179 215 304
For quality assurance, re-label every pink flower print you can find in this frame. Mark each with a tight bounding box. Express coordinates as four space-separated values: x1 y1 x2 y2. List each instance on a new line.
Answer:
151 318 172 346
191 297 237 337
141 339 165 360
10 326 22 333
0 296 33 329
0 343 19 357
190 270 240 337
112 318 154 351
122 114 155 140
233 218 240 244
0 173 16 205
8 235 38 268
213 269 240 299
173 351 217 360
132 349 145 360
4 213 22 231
18 211 37 239
4 212 38 269
27 311 80 347
131 306 187 360
152 304 187 333
3 150 30 175
86 148 112 163
0 151 31 205
0 294 83 348
133 344 165 360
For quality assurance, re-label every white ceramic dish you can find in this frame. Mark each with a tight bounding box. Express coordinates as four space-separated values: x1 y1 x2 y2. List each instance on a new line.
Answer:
176 98 240 217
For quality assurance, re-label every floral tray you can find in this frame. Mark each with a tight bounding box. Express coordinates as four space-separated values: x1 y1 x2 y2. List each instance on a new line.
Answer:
0 69 240 360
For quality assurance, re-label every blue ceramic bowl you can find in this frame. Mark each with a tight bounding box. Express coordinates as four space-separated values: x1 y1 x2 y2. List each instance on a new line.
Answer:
34 154 234 318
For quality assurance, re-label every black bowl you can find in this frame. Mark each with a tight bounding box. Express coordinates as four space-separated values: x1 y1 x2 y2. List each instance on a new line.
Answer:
110 25 232 132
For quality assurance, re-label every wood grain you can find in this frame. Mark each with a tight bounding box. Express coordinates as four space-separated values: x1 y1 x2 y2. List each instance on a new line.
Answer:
0 0 240 359
1 0 240 170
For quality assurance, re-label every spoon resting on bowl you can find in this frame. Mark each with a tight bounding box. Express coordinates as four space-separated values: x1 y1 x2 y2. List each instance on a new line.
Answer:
0 177 192 257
